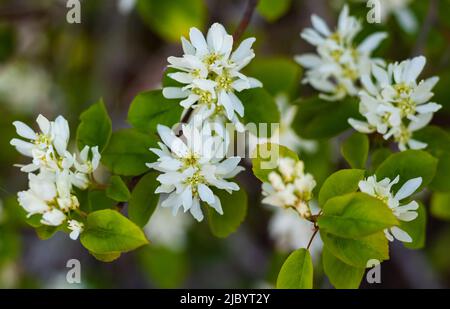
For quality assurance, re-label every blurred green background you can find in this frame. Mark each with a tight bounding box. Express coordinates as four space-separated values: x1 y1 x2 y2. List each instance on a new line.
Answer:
0 0 449 288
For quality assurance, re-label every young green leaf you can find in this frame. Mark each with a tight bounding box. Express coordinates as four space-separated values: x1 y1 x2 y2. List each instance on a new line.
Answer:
106 176 131 202
257 0 292 22
236 88 280 130
137 0 206 42
414 126 450 192
341 132 369 169
320 231 389 268
80 209 148 257
322 247 364 289
207 187 247 238
244 57 300 97
375 150 438 193
90 252 122 263
318 169 365 206
128 173 160 228
291 96 360 139
251 143 299 183
431 192 450 221
88 190 116 212
276 248 313 289
35 225 59 240
318 192 398 238
127 90 183 134
400 202 426 249
76 99 112 152
102 129 156 176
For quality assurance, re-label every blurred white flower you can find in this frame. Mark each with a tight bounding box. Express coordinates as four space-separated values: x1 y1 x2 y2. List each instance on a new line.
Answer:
0 63 54 114
147 123 244 222
296 5 386 100
349 56 440 151
163 23 262 131
379 0 417 33
269 206 323 261
359 175 422 243
144 206 193 251
117 0 136 15
262 157 316 219
68 220 84 240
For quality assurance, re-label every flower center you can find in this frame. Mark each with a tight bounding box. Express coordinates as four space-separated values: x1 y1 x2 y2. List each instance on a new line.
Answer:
182 152 199 168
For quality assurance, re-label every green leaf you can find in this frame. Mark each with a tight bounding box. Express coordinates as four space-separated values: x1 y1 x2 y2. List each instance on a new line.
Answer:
137 0 206 42
276 248 313 289
127 90 183 135
400 202 426 249
322 247 364 289
90 252 122 263
138 246 188 288
128 173 160 228
415 126 450 192
80 209 148 257
341 132 369 169
244 57 301 97
257 0 291 22
106 176 131 202
251 143 299 183
375 150 438 193
292 96 360 139
318 169 365 207
207 187 247 238
102 129 156 176
320 231 389 268
88 190 116 212
76 99 112 152
431 192 450 221
370 148 392 171
35 225 59 240
318 192 398 238
237 88 280 131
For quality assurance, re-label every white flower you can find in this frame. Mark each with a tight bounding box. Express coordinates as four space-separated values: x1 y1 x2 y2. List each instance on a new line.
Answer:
269 206 323 261
68 220 84 240
163 23 262 130
12 115 101 233
262 157 316 219
349 56 441 151
117 0 136 14
147 123 244 222
379 0 417 33
359 175 422 243
295 5 386 100
144 205 193 251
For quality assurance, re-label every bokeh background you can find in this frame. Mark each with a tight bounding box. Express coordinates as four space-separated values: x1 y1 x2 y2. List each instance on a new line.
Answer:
0 0 450 288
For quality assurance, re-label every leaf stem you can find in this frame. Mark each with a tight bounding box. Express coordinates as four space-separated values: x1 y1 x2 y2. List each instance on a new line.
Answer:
306 228 319 251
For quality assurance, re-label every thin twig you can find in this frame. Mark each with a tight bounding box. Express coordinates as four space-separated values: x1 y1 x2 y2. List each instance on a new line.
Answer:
233 0 259 42
412 0 439 56
306 228 319 250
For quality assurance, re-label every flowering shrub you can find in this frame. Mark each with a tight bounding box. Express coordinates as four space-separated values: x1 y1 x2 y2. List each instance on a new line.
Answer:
3 1 450 289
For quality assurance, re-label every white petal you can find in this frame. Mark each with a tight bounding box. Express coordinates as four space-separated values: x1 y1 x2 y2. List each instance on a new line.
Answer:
198 184 215 205
10 138 34 157
358 32 387 53
231 38 256 64
190 197 204 222
391 226 413 243
395 177 422 200
36 114 50 134
13 121 36 140
311 15 330 36
210 195 223 215
405 56 426 83
163 87 189 99
189 27 208 56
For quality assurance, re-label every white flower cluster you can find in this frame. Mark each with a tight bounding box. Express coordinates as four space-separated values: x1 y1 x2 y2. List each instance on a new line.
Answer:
359 174 422 243
147 123 244 222
262 157 316 219
296 5 386 101
163 23 262 131
10 115 101 240
349 56 441 150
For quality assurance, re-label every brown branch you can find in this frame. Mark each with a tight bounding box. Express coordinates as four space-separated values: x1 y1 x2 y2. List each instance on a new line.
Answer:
233 0 259 42
306 228 319 251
